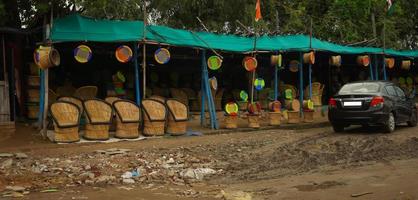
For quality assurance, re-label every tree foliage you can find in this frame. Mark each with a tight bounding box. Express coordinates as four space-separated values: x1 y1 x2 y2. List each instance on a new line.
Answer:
2 0 417 49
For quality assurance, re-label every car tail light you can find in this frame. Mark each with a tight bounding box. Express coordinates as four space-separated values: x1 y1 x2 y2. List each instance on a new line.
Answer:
329 98 337 108
370 96 384 107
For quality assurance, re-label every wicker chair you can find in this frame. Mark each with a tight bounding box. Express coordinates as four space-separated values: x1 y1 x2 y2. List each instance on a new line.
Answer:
58 96 84 115
141 99 167 136
280 84 298 100
48 89 59 105
149 95 166 104
304 82 324 106
74 86 98 100
182 88 198 111
56 86 76 97
105 96 121 105
49 101 81 143
166 99 189 136
113 100 141 139
83 99 112 140
170 88 189 106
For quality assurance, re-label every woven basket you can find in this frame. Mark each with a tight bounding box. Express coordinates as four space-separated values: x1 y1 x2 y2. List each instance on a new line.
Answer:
166 99 189 136
303 110 314 123
58 96 83 115
27 89 40 102
170 88 189 106
113 100 140 139
27 76 40 87
225 115 238 129
287 111 300 124
105 96 121 105
238 101 248 111
74 86 98 100
247 114 260 128
27 104 39 119
83 99 112 140
215 89 224 111
56 86 76 97
142 99 166 136
149 95 166 103
269 112 281 126
50 101 81 143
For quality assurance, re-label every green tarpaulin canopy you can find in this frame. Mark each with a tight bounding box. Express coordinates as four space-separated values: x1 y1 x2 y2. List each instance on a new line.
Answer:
51 14 418 58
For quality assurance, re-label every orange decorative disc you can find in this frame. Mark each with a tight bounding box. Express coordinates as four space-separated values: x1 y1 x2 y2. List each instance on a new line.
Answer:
243 56 258 71
115 45 133 63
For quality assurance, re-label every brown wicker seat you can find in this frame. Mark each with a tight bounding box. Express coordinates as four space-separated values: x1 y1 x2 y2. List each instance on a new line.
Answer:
56 86 76 97
49 101 81 143
149 95 166 104
105 96 121 105
166 99 189 136
170 88 189 106
74 86 98 100
58 96 84 114
113 100 141 139
304 82 324 106
141 99 167 136
280 84 298 99
83 99 112 140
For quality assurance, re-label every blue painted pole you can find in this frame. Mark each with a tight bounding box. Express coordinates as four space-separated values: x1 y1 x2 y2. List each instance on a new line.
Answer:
309 63 312 99
37 69 45 126
200 51 206 127
369 54 374 80
299 52 304 116
133 43 141 104
201 50 218 129
274 64 278 100
382 55 387 81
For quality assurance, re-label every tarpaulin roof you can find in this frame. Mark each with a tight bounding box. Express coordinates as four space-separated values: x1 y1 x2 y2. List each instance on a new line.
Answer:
51 14 418 58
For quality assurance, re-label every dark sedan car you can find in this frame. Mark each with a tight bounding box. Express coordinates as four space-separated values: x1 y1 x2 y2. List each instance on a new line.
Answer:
328 81 417 133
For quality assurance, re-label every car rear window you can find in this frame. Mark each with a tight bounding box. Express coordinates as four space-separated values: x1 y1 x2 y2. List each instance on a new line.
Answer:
338 83 380 94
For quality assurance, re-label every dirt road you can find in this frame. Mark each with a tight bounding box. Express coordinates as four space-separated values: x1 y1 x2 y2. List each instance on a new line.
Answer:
1 124 418 200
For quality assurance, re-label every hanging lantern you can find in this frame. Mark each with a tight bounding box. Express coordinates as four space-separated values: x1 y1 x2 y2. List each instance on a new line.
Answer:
271 54 282 67
254 78 265 91
154 48 171 64
329 55 342 67
385 58 395 69
207 55 222 70
303 51 315 64
33 46 60 69
74 45 92 63
401 60 411 70
240 90 248 102
225 102 239 116
115 45 133 63
243 56 258 71
289 60 299 72
356 55 370 67
209 76 218 91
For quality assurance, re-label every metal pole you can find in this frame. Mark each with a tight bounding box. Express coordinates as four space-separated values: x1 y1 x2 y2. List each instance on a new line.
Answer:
274 62 278 100
374 54 379 80
142 2 147 98
382 55 387 80
134 43 141 104
299 52 304 116
200 51 206 127
309 63 312 99
369 54 374 80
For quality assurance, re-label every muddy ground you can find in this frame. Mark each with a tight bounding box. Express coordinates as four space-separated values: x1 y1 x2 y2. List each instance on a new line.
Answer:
1 123 418 200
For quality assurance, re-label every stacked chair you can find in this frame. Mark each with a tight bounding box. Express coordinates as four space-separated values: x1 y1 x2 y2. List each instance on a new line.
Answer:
83 99 112 140
74 86 98 100
49 101 81 143
166 99 189 135
113 100 141 138
141 99 167 136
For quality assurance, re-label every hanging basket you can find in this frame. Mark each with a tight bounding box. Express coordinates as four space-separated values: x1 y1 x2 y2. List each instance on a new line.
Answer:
154 48 171 64
271 54 282 67
385 58 395 69
329 55 342 67
74 45 92 63
289 60 299 72
115 45 133 63
243 56 258 71
207 55 222 70
209 76 218 91
357 55 370 67
33 46 60 69
303 51 315 64
401 60 411 70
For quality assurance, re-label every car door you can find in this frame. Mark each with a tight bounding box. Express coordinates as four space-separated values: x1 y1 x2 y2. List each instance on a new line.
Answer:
384 86 402 122
394 86 412 122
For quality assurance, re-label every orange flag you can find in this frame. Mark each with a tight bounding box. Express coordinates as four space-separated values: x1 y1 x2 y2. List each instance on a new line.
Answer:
255 0 262 22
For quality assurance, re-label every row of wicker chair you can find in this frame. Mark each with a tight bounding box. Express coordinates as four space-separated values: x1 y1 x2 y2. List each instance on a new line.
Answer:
49 96 189 143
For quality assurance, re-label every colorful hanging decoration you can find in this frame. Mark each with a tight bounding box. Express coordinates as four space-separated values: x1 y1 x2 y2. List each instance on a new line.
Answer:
329 55 342 67
269 101 281 112
207 56 222 70
247 102 261 115
112 71 126 95
271 54 282 67
154 48 171 64
243 56 258 71
289 60 299 72
401 60 411 70
209 76 218 90
254 78 265 91
357 55 370 67
225 102 239 116
74 45 92 63
33 46 60 69
303 51 315 64
240 90 248 102
303 99 314 111
114 71 126 82
115 45 133 63
284 89 293 100
385 58 395 69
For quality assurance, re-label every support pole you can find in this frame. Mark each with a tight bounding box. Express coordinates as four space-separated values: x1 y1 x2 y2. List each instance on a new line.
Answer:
374 54 379 80
200 52 206 127
133 43 141 104
309 63 312 99
299 52 304 116
382 55 387 80
42 69 48 137
200 50 218 129
142 2 147 98
369 54 374 80
274 62 278 100
37 63 44 128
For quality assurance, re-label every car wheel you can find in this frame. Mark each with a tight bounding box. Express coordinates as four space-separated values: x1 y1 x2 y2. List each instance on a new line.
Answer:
407 110 417 127
332 124 345 133
383 113 396 133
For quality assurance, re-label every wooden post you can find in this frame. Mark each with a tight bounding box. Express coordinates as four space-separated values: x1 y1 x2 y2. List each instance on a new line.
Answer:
142 2 147 98
369 54 374 80
299 52 304 116
309 63 312 99
374 54 379 80
274 57 279 100
382 55 387 80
